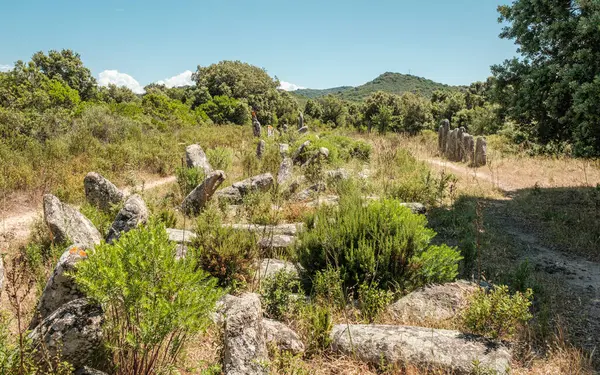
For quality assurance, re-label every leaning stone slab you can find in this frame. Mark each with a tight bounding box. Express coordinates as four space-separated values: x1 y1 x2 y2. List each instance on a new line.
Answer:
186 144 213 174
298 126 308 134
83 172 123 211
106 194 149 243
223 293 268 375
331 324 511 375
292 141 311 164
166 228 197 243
182 171 226 216
29 245 89 329
43 194 101 248
388 280 478 323
29 298 104 370
263 318 304 354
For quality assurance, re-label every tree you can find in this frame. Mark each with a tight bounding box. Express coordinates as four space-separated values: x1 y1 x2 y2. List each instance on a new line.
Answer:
431 90 466 125
492 0 600 156
399 92 433 134
304 99 323 119
98 84 139 104
320 95 348 128
31 49 97 100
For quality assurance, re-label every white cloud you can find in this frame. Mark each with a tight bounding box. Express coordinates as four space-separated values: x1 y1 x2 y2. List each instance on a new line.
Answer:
279 81 305 91
156 70 194 88
97 70 145 94
0 64 13 72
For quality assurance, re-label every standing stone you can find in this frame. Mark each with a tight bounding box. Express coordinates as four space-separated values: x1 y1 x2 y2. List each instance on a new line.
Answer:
29 298 104 370
277 157 293 185
298 111 304 129
331 324 511 375
181 170 227 216
43 194 101 248
29 245 88 329
475 137 487 167
445 129 457 161
298 126 308 134
256 140 266 159
252 113 262 138
185 144 213 174
440 119 450 153
279 143 289 157
463 134 475 165
456 127 465 161
438 125 444 153
223 293 268 375
106 194 149 243
83 172 123 212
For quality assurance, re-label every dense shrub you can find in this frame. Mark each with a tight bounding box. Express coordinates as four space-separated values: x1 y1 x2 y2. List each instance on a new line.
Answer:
260 270 303 321
297 195 462 292
176 165 205 197
463 285 533 340
192 206 258 291
358 282 394 322
74 220 222 375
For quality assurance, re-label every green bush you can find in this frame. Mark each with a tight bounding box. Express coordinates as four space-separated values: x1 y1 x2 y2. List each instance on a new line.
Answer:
312 268 345 308
300 304 333 356
260 270 303 321
176 166 205 197
358 282 394 323
206 146 233 172
192 206 258 291
73 220 222 375
463 285 533 340
297 195 462 292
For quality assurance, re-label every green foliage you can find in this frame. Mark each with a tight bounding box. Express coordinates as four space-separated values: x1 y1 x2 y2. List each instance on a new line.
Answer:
73 220 223 374
176 166 205 197
242 191 279 226
312 268 345 308
463 285 533 340
260 270 303 321
409 243 462 287
297 195 462 292
199 95 250 125
358 282 394 323
192 206 258 291
206 146 233 171
79 202 122 237
300 304 333 356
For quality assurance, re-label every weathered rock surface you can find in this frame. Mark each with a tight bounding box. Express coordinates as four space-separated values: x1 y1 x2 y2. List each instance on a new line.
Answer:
43 194 101 248
232 173 274 196
331 324 511 375
400 202 427 215
182 170 226 216
277 157 293 185
29 298 104 369
222 223 303 236
186 144 213 174
263 318 304 354
256 258 301 280
166 228 197 243
74 367 108 375
279 143 289 156
252 117 262 138
463 134 475 165
256 140 266 159
106 194 149 243
257 235 296 250
298 125 308 134
475 137 487 167
438 119 450 153
83 172 123 211
29 245 89 329
326 168 349 182
298 111 304 129
223 293 268 375
215 186 243 204
295 182 326 201
388 280 478 323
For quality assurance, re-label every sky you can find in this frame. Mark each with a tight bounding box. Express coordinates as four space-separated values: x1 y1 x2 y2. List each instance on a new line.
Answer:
0 0 516 92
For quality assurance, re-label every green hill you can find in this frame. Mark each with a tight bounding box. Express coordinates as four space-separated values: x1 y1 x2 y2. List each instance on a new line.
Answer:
291 72 457 101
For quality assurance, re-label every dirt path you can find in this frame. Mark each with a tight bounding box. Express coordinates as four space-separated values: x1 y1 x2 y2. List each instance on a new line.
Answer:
0 175 177 246
424 158 516 192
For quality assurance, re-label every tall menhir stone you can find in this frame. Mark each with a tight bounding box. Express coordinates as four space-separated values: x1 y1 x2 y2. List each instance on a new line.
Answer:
463 134 475 165
475 137 487 167
186 144 212 175
298 111 304 129
438 119 450 154
252 112 262 138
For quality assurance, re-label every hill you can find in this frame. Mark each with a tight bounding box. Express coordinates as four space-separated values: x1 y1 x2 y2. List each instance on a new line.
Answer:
291 72 457 101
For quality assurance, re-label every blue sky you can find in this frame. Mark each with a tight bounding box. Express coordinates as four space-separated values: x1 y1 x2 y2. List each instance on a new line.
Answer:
0 0 515 91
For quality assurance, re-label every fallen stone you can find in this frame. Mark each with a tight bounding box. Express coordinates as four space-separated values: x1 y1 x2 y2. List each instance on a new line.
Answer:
295 183 326 201
331 324 511 375
263 318 304 354
298 126 308 134
215 186 243 204
232 173 274 196
221 223 303 236
400 202 427 215
29 245 89 329
43 194 101 248
181 170 226 216
257 235 296 250
166 228 197 243
83 172 123 211
277 157 293 185
29 298 103 370
388 280 478 323
186 144 212 174
74 367 108 375
106 194 149 243
326 168 349 182
256 258 301 280
223 293 268 375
